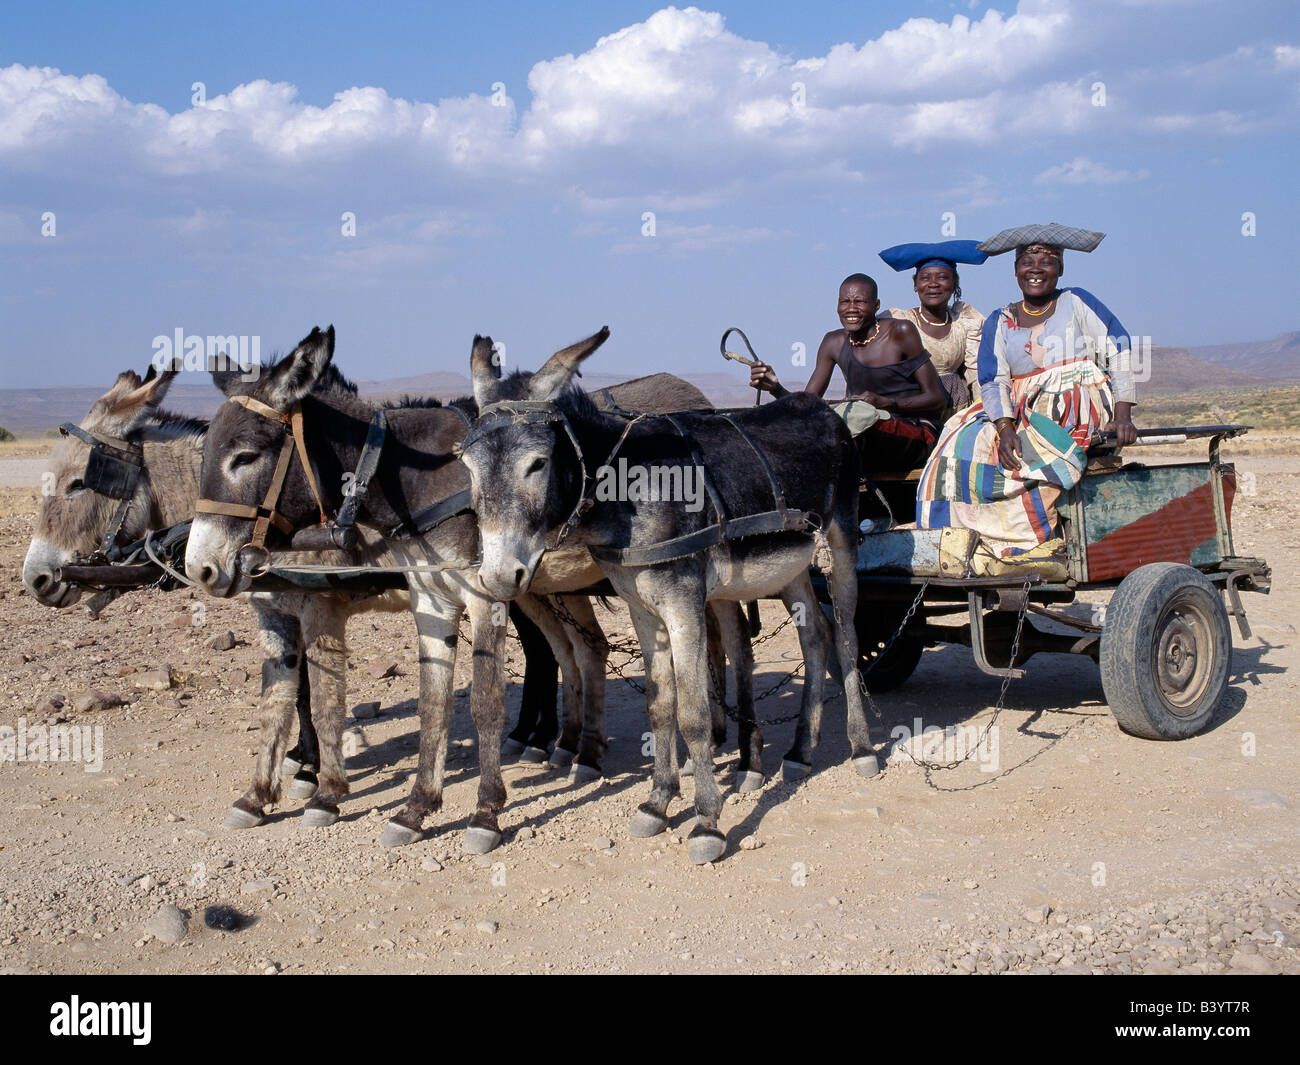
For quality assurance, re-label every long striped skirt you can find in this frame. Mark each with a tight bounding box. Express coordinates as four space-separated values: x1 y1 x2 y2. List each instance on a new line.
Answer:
915 358 1115 556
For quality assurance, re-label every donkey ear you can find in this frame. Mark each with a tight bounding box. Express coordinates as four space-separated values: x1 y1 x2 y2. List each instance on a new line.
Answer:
96 365 182 436
470 335 501 408
88 370 145 420
529 326 610 401
266 325 335 409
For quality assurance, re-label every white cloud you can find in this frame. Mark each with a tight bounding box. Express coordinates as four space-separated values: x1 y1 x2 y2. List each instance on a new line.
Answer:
1275 45 1300 70
1034 156 1150 184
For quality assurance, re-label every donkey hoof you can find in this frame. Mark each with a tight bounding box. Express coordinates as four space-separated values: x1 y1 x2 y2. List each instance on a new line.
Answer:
782 759 812 781
301 806 338 829
681 757 695 776
687 829 726 865
462 827 502 855
223 806 264 830
280 755 303 778
520 745 549 764
501 737 525 760
629 807 668 838
286 773 318 800
569 762 601 785
380 821 422 848
853 753 881 778
735 770 765 793
548 746 577 769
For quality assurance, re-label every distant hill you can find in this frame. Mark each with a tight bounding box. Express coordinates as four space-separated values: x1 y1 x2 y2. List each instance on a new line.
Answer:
1187 331 1300 379
1140 346 1272 394
1 335 1294 435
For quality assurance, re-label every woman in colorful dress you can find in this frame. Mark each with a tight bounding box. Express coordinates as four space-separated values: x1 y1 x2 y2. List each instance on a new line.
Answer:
879 239 988 412
915 223 1138 558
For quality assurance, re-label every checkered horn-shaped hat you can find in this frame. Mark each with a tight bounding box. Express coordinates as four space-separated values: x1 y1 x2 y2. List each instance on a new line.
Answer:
977 223 1106 255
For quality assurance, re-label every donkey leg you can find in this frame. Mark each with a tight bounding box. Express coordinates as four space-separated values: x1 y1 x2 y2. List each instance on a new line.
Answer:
556 595 607 781
622 600 678 839
705 605 728 751
300 598 350 828
661 599 727 865
514 596 581 768
464 594 508 854
505 601 558 759
826 517 878 777
225 607 300 829
283 651 320 799
716 601 764 792
685 606 724 777
781 572 831 780
382 587 458 848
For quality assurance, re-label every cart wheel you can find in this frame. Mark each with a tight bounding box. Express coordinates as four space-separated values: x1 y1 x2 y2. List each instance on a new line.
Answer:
856 606 925 693
1100 563 1231 739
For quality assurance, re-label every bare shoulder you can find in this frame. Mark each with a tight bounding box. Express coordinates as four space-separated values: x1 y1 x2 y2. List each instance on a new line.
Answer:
886 316 920 341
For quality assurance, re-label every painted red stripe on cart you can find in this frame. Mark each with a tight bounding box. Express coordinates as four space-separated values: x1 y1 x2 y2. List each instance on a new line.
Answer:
1086 477 1234 582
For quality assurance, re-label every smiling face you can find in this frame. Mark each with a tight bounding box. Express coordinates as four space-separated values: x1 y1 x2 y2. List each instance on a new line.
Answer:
1015 244 1063 302
837 279 879 334
913 265 956 309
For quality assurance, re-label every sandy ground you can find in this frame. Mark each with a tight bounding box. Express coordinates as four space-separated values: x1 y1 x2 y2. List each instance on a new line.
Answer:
0 441 1296 975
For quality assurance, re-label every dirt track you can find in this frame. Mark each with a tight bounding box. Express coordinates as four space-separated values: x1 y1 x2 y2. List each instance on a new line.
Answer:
1 442 1297 975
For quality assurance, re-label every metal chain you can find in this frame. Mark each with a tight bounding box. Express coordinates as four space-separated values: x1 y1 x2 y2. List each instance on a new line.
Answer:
886 578 1032 772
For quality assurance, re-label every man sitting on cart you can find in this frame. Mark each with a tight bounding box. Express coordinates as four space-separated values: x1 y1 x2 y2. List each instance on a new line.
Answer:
749 273 948 473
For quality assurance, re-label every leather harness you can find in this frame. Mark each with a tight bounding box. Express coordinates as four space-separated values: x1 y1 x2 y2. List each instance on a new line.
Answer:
458 400 823 566
194 395 477 576
58 422 146 557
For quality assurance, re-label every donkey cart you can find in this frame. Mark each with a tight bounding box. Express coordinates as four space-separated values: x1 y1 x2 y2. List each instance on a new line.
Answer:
826 425 1270 741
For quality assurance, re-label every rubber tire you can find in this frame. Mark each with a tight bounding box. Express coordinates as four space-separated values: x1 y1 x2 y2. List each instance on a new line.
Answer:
1100 562 1231 740
854 604 925 693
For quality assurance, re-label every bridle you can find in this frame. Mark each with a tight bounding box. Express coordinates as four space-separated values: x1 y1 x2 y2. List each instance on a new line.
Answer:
57 422 146 557
459 398 647 550
194 395 330 577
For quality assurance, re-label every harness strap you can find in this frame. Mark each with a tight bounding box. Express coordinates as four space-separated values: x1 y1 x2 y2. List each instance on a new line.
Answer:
59 423 136 453
660 414 730 538
194 430 297 542
59 422 145 554
591 509 815 567
715 412 789 514
334 409 387 533
287 408 328 526
393 487 474 538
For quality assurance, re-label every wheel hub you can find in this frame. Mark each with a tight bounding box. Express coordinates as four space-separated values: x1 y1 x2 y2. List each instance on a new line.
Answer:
1155 605 1209 713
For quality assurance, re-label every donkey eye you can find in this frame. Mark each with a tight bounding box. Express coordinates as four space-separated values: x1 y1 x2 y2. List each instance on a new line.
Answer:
64 479 86 496
230 451 259 470
524 457 546 477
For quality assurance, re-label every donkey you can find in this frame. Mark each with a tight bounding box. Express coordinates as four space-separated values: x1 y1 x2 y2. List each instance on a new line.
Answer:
20 365 415 818
184 325 750 853
459 328 875 865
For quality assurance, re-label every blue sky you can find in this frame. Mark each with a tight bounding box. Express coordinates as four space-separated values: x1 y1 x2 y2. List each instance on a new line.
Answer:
2 0 1297 390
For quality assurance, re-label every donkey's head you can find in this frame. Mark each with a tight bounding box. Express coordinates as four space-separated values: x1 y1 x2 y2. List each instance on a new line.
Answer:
23 365 182 607
185 325 337 597
461 327 609 599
